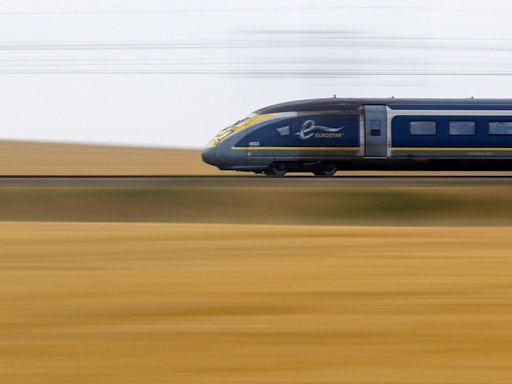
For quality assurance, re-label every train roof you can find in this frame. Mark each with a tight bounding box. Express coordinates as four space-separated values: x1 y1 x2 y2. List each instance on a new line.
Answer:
256 98 512 114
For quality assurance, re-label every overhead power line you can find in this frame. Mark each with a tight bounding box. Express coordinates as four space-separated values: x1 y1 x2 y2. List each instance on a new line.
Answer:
0 10 210 15
1 69 512 77
0 37 511 52
0 6 408 16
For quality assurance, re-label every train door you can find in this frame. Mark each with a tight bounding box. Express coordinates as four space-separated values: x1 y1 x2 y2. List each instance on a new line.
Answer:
364 105 388 157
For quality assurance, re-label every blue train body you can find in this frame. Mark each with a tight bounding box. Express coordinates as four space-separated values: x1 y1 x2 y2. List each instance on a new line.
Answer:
202 98 512 175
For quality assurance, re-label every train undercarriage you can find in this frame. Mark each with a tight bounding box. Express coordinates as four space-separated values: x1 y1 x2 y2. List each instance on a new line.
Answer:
255 158 512 176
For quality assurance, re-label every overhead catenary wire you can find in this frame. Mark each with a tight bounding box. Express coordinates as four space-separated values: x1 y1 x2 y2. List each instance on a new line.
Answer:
0 35 511 76
0 40 511 55
1 69 512 76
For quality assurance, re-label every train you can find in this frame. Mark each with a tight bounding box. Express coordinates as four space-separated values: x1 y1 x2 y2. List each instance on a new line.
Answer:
202 98 512 176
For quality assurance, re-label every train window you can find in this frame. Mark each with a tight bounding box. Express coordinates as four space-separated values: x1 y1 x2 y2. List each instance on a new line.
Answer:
449 121 476 136
370 120 382 136
410 121 436 135
275 126 291 137
489 122 512 135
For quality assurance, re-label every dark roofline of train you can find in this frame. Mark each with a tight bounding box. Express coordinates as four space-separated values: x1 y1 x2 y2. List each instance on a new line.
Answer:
255 98 512 114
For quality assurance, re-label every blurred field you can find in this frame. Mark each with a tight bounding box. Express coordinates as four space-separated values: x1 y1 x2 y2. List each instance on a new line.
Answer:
0 140 225 175
2 177 512 225
1 222 512 383
3 143 512 383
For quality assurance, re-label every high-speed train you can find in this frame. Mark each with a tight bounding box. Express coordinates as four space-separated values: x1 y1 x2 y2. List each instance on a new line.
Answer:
202 98 512 176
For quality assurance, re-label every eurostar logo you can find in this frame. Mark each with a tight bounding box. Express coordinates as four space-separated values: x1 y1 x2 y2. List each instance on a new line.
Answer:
296 120 345 140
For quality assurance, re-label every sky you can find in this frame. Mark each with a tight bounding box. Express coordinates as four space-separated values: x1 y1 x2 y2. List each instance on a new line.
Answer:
2 0 512 148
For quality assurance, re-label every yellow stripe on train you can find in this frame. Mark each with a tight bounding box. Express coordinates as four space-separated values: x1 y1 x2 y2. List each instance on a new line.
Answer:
392 147 512 151
232 147 361 151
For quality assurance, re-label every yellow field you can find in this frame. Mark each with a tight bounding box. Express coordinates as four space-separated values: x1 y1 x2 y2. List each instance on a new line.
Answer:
0 141 225 175
2 222 512 383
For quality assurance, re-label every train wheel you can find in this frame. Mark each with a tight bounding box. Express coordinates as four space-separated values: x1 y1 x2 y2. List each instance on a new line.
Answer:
313 163 338 177
264 163 287 177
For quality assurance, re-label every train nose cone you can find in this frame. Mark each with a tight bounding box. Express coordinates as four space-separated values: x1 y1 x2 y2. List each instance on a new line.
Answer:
202 147 218 166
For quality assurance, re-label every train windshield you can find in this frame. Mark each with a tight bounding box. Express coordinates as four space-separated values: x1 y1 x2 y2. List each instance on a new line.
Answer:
208 113 258 146
229 113 257 128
